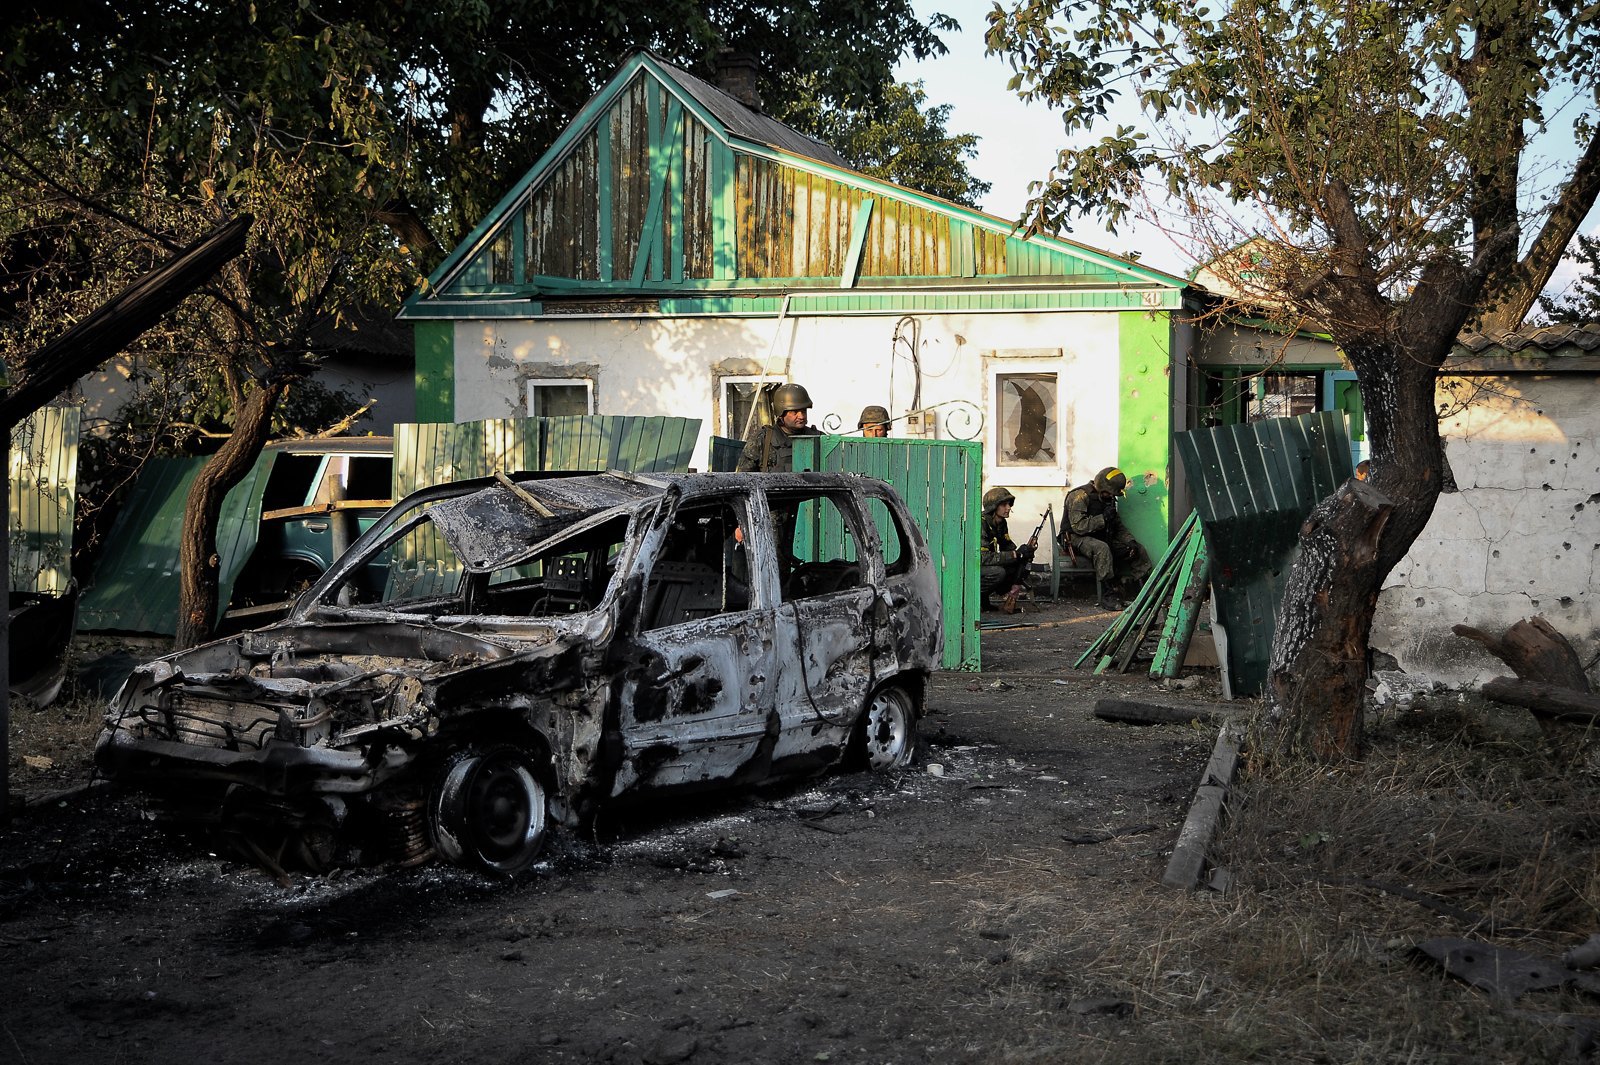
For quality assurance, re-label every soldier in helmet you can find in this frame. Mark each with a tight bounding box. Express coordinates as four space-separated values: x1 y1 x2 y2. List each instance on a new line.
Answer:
858 404 891 438
979 486 1036 612
737 382 823 472
1061 466 1152 609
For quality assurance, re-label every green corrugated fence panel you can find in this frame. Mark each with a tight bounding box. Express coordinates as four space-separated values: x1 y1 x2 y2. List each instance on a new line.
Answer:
793 435 980 671
9 406 80 595
710 435 745 472
77 451 275 635
1175 410 1352 697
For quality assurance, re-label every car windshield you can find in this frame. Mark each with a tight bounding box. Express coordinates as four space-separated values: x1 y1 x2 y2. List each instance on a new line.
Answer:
299 477 658 619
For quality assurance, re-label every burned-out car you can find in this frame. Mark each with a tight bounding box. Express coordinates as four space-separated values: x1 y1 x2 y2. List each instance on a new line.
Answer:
95 471 943 874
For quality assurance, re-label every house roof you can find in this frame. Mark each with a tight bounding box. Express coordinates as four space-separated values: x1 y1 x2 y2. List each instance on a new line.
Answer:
1453 321 1600 357
403 50 1192 320
652 58 848 169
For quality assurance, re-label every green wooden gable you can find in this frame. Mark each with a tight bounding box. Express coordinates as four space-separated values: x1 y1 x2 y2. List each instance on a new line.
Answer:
403 52 1184 319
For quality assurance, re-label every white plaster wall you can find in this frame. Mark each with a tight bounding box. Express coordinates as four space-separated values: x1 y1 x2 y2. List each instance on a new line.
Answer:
1371 372 1600 686
453 310 1129 539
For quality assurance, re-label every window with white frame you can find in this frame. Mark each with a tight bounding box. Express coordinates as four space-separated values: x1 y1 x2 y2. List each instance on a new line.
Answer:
720 375 777 439
994 372 1059 467
526 378 594 417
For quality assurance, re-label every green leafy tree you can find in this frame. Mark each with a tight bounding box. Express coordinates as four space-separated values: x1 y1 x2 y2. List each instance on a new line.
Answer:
1 0 961 647
782 78 992 206
986 0 1600 760
1537 233 1600 323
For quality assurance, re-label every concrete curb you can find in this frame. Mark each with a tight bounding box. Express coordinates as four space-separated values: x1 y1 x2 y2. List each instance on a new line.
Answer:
1162 720 1245 891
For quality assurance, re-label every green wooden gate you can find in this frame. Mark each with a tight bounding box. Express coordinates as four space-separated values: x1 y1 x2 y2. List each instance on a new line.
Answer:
792 436 981 671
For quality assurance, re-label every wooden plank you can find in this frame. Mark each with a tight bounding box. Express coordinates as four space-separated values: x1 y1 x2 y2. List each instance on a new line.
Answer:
668 102 684 283
841 199 874 289
598 109 613 282
1162 722 1244 890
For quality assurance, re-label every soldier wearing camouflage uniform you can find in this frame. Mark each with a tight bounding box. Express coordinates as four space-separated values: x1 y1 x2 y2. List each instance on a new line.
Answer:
737 382 823 472
979 486 1035 612
1061 466 1152 609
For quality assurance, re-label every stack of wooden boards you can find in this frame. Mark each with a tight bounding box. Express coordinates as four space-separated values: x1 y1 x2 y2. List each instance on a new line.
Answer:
1074 512 1211 678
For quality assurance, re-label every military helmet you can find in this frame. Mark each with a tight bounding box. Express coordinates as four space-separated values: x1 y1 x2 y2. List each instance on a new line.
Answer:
1092 467 1128 496
857 404 890 428
981 486 1016 515
771 383 813 415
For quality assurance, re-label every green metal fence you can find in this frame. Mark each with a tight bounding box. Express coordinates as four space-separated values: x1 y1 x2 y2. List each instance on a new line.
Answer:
1175 410 1353 697
793 436 982 671
77 452 276 635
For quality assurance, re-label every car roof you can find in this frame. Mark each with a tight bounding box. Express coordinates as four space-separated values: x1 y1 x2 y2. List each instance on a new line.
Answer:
415 471 886 572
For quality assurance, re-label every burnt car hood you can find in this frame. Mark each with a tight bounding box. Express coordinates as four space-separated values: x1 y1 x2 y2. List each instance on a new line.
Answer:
111 618 571 717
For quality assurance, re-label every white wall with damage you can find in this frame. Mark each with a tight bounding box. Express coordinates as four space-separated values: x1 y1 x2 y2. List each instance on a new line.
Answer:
1371 371 1600 687
450 310 1136 544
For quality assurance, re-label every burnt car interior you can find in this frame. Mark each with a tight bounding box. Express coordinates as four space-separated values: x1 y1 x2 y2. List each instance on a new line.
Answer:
642 500 749 629
477 514 630 616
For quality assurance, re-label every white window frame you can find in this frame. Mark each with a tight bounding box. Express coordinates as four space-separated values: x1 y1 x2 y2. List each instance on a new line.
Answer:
525 377 595 418
990 366 1065 486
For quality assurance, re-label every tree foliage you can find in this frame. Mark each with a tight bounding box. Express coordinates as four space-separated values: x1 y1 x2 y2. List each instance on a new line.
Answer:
1 1 963 646
1537 233 1600 322
782 78 992 206
986 0 1600 759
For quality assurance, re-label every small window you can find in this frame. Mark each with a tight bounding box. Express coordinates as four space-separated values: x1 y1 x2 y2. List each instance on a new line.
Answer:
1249 373 1319 422
260 453 323 510
721 376 776 438
995 372 1059 467
867 498 911 576
527 379 594 417
311 454 394 506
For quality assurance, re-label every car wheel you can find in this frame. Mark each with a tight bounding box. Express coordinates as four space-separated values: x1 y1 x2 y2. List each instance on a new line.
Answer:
860 685 918 771
429 746 548 876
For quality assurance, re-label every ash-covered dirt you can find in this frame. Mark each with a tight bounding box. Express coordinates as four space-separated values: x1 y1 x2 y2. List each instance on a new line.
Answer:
0 598 1228 1064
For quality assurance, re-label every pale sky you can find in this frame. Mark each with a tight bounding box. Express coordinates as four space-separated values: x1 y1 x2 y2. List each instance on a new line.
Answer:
894 0 1200 278
897 0 1598 307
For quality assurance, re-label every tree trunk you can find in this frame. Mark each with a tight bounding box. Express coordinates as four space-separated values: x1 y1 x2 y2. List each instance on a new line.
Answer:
173 380 287 649
1453 617 1591 691
1455 616 1590 741
1266 479 1392 759
1264 326 1456 760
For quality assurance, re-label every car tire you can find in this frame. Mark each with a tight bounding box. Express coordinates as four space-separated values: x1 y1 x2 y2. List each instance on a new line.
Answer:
857 685 919 771
429 745 548 876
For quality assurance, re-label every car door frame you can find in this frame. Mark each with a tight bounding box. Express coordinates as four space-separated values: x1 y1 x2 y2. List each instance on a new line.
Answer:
612 488 778 795
760 485 881 768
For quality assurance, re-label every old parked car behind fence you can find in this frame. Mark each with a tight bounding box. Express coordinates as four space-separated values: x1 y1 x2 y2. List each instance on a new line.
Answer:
96 470 943 875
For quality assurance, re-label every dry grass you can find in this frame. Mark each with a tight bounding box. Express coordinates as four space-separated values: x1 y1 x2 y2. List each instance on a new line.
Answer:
937 697 1600 1064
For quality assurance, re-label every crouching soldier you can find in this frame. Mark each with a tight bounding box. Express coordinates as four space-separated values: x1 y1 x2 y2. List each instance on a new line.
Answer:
980 486 1035 613
1061 466 1152 609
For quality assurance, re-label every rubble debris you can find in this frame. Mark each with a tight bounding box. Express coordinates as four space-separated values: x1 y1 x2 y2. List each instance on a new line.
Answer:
1414 937 1600 999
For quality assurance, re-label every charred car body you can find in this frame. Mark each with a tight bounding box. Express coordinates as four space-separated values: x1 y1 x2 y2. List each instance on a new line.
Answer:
96 471 943 874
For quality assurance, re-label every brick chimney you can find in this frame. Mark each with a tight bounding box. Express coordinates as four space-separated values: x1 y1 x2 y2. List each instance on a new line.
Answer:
714 49 762 112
